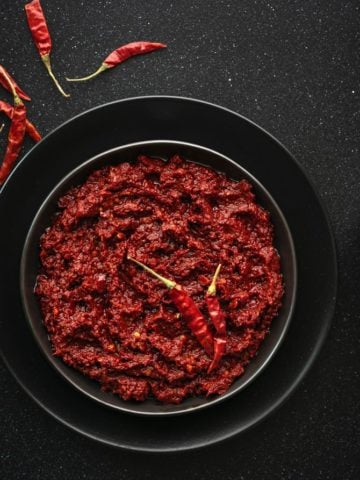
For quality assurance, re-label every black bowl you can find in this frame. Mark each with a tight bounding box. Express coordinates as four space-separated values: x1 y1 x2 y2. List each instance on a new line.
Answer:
20 140 297 416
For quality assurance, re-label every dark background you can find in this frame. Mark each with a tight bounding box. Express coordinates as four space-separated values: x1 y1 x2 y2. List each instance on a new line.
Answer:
1 0 359 478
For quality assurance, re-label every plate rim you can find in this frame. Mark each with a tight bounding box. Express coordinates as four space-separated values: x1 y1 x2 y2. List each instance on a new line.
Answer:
0 95 337 452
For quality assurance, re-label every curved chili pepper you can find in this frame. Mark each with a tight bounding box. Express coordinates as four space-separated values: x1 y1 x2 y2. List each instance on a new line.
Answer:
0 65 31 102
206 264 227 373
66 42 166 82
25 0 70 97
128 257 213 356
0 101 41 142
0 95 26 185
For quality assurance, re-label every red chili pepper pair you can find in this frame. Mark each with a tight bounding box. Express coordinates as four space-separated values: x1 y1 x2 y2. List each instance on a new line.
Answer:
25 0 166 90
0 66 42 185
128 258 227 372
0 67 27 185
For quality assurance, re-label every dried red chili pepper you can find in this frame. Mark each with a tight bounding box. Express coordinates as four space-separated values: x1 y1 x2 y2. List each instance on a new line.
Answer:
128 257 214 356
25 0 69 97
206 264 227 373
206 264 226 335
66 41 166 82
0 65 31 102
0 101 41 142
0 71 27 185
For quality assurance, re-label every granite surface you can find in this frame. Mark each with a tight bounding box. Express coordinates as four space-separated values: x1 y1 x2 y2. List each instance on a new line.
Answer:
1 0 359 478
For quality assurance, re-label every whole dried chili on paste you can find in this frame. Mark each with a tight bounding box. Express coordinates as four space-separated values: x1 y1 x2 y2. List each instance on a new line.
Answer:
206 264 226 335
25 0 69 97
0 70 27 185
0 65 31 102
66 41 166 82
128 257 214 356
206 264 227 373
0 101 41 142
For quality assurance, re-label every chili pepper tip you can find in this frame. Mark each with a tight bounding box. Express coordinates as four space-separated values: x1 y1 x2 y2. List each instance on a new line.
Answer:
207 337 226 373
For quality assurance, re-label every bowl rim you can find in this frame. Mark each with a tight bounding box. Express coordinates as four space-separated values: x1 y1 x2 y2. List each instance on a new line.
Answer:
20 139 297 417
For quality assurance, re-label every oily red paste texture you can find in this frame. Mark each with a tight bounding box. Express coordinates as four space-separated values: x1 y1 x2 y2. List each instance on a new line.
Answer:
36 155 284 404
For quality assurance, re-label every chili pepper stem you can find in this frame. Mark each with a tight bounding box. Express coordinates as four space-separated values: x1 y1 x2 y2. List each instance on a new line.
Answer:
0 123 4 133
127 256 176 289
41 54 70 98
207 264 222 296
66 64 109 82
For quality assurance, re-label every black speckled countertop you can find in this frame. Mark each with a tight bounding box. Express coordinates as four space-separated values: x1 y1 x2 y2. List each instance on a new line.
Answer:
1 1 359 478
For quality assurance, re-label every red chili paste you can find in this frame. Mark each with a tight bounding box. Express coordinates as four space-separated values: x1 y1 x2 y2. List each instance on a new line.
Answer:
36 155 284 404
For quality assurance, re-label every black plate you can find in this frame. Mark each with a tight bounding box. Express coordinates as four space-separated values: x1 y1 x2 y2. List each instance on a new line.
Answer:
20 140 297 416
0 96 337 452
